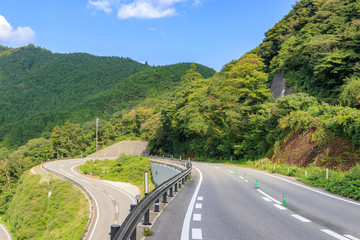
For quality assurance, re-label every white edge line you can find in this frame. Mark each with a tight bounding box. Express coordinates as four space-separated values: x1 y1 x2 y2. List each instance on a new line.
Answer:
0 224 11 240
257 189 281 205
274 204 287 210
321 229 349 240
245 168 360 206
181 166 203 240
84 186 99 240
71 165 136 204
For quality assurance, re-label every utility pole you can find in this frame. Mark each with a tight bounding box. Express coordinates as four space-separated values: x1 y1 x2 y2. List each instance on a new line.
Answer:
96 117 99 152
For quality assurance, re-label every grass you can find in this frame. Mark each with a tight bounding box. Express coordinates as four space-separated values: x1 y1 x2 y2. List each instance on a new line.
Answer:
1 171 89 240
79 155 155 196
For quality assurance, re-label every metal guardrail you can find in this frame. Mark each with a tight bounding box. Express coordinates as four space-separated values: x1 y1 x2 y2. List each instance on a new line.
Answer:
42 163 93 240
112 158 192 240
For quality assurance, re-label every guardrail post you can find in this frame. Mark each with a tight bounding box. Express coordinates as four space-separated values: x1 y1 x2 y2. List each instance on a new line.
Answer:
174 182 178 192
162 192 167 203
154 198 160 212
110 224 121 240
169 186 173 197
129 204 137 240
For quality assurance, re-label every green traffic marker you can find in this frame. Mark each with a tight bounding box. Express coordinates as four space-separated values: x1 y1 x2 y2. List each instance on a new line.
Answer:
244 173 246 180
282 193 287 206
256 180 259 189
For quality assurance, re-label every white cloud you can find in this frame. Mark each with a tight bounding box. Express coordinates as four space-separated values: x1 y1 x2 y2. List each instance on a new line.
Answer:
0 15 35 46
88 0 113 14
88 0 201 19
117 1 176 19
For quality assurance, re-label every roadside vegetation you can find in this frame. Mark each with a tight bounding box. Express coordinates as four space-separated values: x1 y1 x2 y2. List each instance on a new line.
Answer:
1 172 89 240
79 155 155 195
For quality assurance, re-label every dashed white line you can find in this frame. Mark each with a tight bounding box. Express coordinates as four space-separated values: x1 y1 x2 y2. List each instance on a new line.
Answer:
109 194 115 201
81 179 90 183
273 204 287 210
262 197 271 202
292 214 311 223
192 228 203 240
193 214 201 221
344 234 360 240
195 203 202 209
197 196 203 201
96 186 104 192
240 176 244 180
181 167 203 240
228 171 234 174
245 180 248 182
116 205 119 214
321 229 349 240
257 189 281 204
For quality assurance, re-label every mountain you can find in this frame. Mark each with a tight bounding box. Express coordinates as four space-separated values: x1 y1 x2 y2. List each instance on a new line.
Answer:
0 45 215 148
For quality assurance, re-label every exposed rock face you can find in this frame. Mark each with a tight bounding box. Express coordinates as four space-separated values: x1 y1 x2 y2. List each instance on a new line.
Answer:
270 71 292 99
86 141 149 158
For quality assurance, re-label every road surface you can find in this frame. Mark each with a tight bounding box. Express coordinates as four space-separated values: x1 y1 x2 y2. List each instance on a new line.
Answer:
44 158 137 240
0 223 12 240
148 162 360 240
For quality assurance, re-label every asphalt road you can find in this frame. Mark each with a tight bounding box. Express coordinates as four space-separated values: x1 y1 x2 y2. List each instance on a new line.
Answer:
0 223 12 240
44 158 136 240
148 162 360 240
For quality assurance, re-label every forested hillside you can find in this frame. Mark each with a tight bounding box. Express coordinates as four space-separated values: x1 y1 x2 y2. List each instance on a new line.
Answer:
257 0 360 103
0 45 215 148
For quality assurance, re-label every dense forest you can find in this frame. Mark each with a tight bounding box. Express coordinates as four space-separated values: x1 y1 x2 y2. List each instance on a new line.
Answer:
1 0 360 221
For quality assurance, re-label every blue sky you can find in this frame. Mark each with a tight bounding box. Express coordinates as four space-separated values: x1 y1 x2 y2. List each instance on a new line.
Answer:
0 0 296 71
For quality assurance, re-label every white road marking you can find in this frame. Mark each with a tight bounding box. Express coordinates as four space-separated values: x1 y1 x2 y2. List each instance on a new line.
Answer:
292 214 311 223
197 196 203 201
192 228 203 240
96 186 104 192
257 189 281 204
181 167 203 240
67 174 74 177
109 194 115 201
193 214 201 221
81 179 90 183
0 224 11 240
84 186 99 240
245 180 248 182
240 176 244 180
71 166 135 203
195 203 202 209
273 204 287 210
262 197 271 202
116 205 119 214
321 230 349 240
114 220 117 224
228 171 234 174
214 166 220 169
246 168 360 206
344 235 360 240
59 168 64 172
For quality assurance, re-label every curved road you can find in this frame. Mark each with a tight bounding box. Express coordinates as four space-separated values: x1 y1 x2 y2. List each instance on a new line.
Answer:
44 158 136 240
0 223 12 240
148 162 360 240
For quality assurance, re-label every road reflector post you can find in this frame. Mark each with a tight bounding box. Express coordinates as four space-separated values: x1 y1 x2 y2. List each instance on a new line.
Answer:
305 170 307 179
110 224 121 240
282 193 287 206
244 173 246 180
326 168 329 181
236 169 238 175
262 164 264 170
256 180 259 189
154 198 160 212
